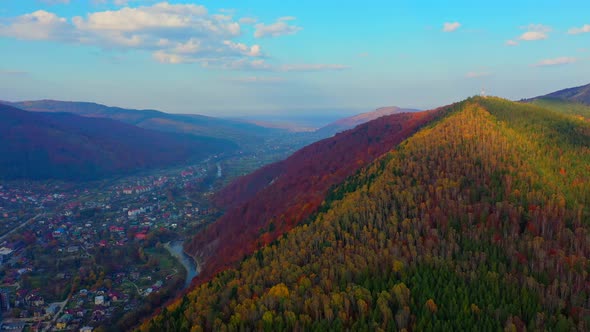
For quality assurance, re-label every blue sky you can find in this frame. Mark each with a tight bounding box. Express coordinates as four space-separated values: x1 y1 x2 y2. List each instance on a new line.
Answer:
1 0 589 116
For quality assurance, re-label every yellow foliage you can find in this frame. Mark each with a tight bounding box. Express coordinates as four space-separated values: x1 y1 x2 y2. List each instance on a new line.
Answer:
268 283 290 298
425 299 438 313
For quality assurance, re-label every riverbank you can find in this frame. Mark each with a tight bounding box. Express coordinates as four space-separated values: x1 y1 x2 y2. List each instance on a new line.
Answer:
163 241 200 289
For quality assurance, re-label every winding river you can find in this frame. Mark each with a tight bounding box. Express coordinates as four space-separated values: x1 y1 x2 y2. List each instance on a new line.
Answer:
164 241 199 289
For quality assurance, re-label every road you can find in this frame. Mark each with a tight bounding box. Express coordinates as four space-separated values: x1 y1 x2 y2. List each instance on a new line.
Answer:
43 297 70 332
0 213 44 242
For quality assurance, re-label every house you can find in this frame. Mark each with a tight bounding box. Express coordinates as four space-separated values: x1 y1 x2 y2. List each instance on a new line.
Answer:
94 295 104 305
52 227 66 238
134 233 147 240
56 313 73 329
47 303 61 316
67 246 79 253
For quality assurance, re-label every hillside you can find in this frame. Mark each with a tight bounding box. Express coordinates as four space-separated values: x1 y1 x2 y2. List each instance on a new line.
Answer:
526 98 590 121
143 97 590 331
6 100 282 147
0 104 236 180
185 108 447 286
527 82 590 105
316 106 419 137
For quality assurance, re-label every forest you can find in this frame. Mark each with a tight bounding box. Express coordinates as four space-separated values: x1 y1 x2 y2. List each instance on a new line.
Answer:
185 108 447 286
142 97 590 331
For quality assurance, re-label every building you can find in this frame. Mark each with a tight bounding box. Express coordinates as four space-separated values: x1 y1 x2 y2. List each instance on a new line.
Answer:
0 288 10 312
0 247 14 262
94 295 104 305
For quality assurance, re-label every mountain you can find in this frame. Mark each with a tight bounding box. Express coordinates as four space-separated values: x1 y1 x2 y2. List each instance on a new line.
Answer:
315 106 419 137
527 82 590 105
143 97 590 331
185 107 448 285
0 104 236 180
5 100 282 147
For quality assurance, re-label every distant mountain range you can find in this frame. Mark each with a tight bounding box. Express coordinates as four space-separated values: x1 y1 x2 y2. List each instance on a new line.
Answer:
0 103 236 180
526 82 590 105
4 100 282 148
315 106 419 137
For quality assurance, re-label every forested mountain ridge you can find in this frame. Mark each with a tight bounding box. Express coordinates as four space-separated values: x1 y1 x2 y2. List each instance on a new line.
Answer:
185 108 449 287
526 82 590 105
0 104 236 180
5 99 282 147
141 97 590 331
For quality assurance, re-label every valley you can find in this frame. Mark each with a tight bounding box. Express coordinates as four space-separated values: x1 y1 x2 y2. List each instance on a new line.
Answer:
0 130 323 332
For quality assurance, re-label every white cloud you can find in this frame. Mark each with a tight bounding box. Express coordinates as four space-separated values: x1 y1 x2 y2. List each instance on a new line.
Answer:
0 3 264 68
465 71 491 78
518 24 551 41
442 22 461 32
0 4 338 72
519 31 547 41
254 17 302 38
239 17 258 25
152 50 195 64
73 3 215 33
0 10 74 41
505 40 518 46
568 24 590 35
533 57 577 67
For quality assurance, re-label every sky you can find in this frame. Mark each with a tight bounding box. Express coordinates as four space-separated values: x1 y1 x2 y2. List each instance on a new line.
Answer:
1 0 589 116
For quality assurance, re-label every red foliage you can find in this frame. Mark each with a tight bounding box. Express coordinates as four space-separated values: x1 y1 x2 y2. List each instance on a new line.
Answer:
186 108 446 286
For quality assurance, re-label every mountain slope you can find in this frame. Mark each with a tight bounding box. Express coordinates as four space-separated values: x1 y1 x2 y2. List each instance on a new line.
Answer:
315 106 419 137
143 97 590 331
527 82 590 105
7 100 281 147
0 104 236 180
185 108 448 286
526 98 590 121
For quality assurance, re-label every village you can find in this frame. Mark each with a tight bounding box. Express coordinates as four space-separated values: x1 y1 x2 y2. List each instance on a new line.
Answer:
0 158 224 331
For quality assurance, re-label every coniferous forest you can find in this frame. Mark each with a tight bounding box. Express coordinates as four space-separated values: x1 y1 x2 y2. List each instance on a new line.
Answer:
141 97 590 331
